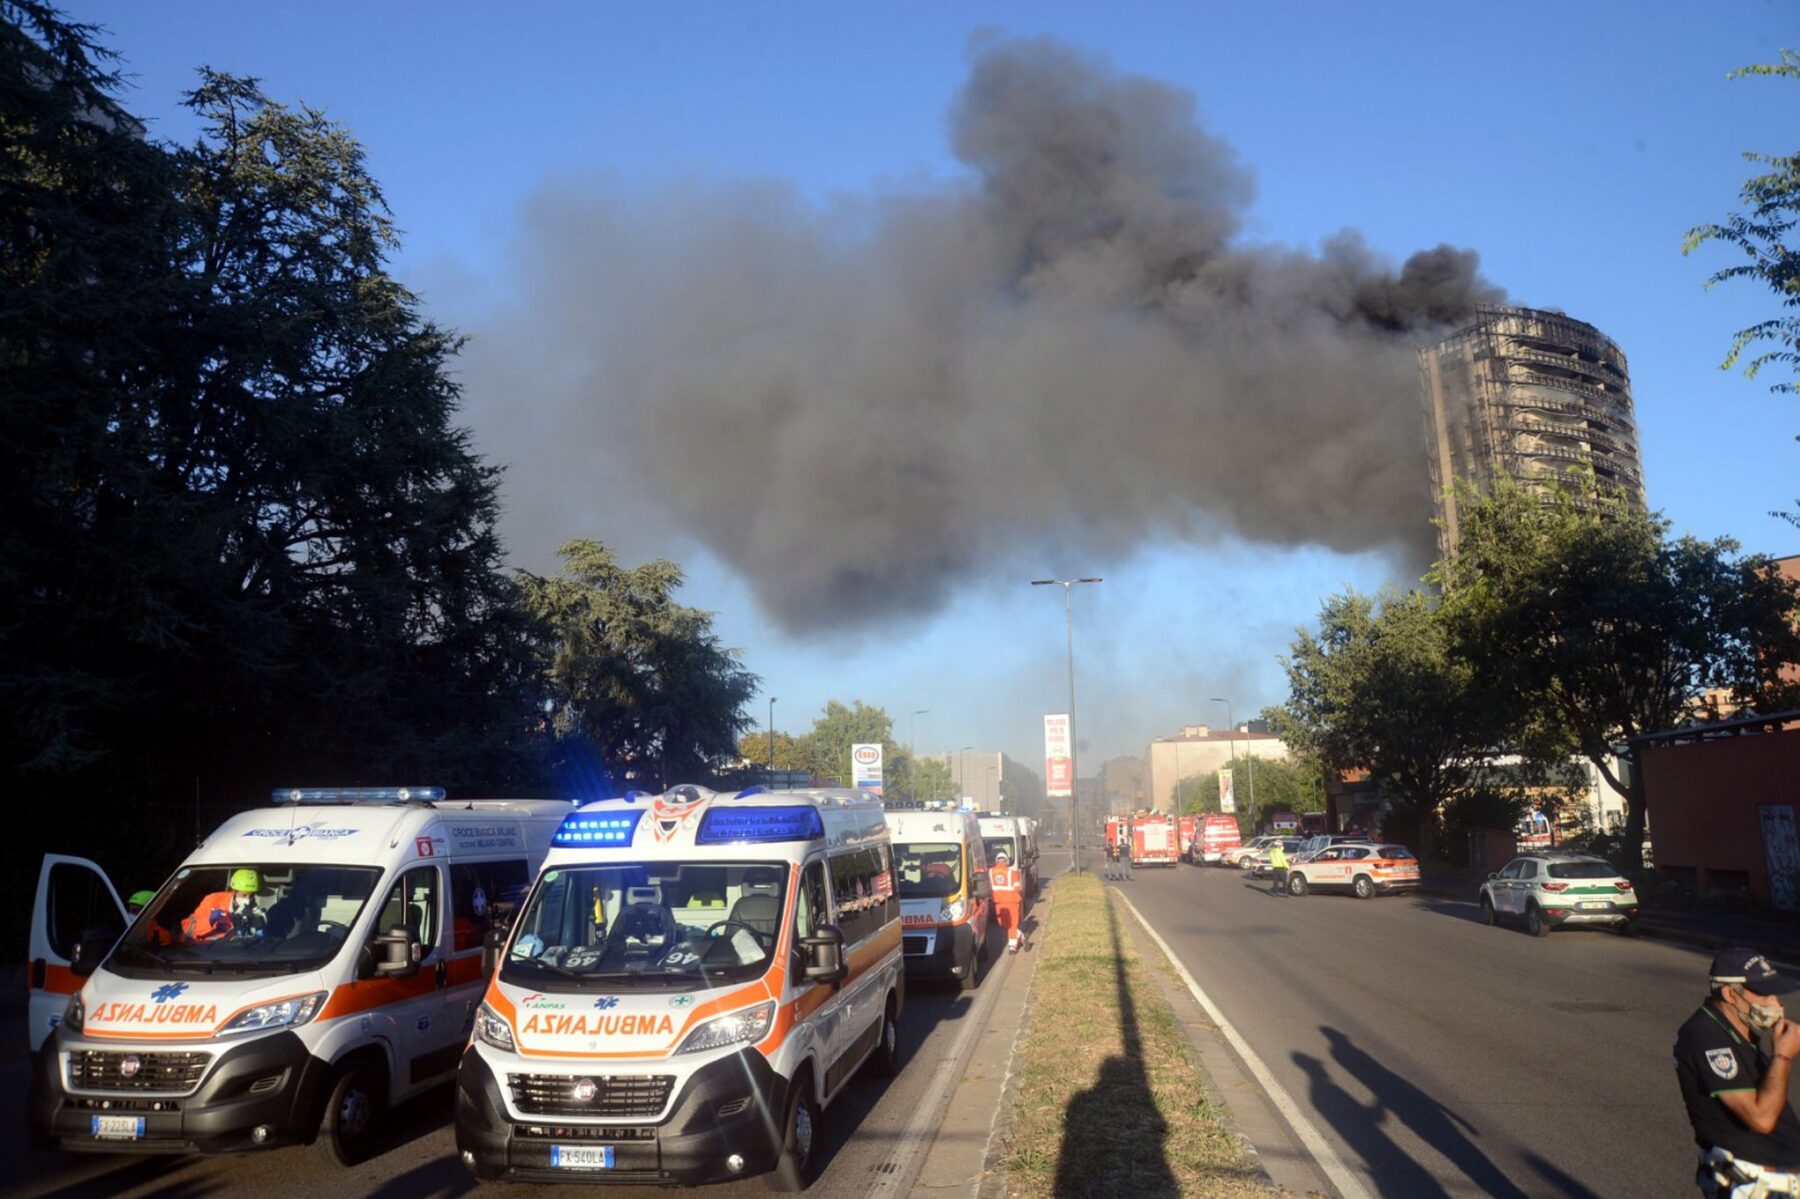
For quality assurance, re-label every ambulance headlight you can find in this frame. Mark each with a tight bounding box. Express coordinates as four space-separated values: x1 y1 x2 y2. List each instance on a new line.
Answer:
675 1001 775 1054
62 993 83 1033
474 1002 515 1052
940 899 965 922
218 991 327 1035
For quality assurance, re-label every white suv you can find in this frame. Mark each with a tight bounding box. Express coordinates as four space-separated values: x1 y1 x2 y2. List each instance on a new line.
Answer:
1479 852 1640 937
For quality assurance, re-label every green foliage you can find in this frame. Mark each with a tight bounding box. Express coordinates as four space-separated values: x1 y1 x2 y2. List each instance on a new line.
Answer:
791 699 895 786
1684 49 1800 396
1175 758 1324 817
913 757 957 802
518 540 758 789
1440 479 1800 867
737 729 806 772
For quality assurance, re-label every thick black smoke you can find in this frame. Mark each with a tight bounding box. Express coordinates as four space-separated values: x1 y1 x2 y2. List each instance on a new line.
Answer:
463 35 1502 630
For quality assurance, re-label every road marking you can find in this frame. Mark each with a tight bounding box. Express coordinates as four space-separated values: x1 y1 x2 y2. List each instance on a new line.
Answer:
1112 888 1375 1199
866 943 1014 1198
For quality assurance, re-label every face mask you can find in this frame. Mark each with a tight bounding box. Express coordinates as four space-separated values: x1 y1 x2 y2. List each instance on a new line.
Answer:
1738 993 1785 1031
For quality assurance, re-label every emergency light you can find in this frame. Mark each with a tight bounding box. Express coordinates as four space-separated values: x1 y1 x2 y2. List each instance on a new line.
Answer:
270 787 446 805
552 811 645 847
695 805 824 844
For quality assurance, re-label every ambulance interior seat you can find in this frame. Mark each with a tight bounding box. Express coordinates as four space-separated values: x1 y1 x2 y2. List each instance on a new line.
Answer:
728 868 783 940
604 885 676 965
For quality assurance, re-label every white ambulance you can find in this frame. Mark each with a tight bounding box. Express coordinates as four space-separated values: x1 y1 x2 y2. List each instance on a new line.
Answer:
884 804 993 990
454 785 904 1190
977 814 1039 902
28 788 568 1163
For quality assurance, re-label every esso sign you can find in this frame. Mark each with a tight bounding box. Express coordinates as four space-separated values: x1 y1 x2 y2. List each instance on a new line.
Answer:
853 746 881 765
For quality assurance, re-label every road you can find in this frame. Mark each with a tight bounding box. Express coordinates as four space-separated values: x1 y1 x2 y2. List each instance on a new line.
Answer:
5 847 1072 1199
1117 858 1709 1198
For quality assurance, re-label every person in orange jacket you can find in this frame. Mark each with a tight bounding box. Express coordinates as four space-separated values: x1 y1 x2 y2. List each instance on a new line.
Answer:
181 868 265 942
992 851 1024 953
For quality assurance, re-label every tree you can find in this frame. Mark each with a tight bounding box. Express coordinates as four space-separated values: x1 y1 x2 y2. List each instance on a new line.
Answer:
3 5 542 934
1271 588 1519 854
1441 481 1800 869
792 700 896 788
736 729 805 773
519 540 758 793
913 756 956 803
1684 50 1800 398
1176 757 1325 818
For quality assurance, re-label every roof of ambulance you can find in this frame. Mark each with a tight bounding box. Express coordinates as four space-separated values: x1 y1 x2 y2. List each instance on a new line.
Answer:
883 808 980 838
188 797 573 865
544 786 886 864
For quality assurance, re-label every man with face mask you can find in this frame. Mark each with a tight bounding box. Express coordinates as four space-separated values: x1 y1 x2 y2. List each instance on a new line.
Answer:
1676 948 1800 1196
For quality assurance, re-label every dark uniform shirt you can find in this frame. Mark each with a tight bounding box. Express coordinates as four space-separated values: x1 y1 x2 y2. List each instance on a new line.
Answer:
1674 1002 1800 1166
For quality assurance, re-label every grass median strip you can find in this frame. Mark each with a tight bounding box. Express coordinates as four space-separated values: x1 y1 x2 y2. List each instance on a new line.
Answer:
1002 873 1277 1198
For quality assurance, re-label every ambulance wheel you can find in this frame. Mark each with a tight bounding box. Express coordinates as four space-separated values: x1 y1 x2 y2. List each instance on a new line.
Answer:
1287 874 1309 897
960 940 981 991
312 1058 384 1166
867 996 900 1077
767 1070 820 1191
1353 875 1376 900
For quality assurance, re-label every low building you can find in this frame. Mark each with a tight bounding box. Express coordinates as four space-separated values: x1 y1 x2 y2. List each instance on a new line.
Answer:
1640 710 1800 909
1145 724 1288 814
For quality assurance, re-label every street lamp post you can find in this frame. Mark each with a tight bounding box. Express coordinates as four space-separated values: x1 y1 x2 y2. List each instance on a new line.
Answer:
909 709 929 803
1033 577 1102 872
1211 696 1255 830
768 696 778 788
951 745 973 805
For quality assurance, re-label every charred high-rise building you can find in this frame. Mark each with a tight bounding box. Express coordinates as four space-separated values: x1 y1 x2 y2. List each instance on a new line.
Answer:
1420 305 1645 560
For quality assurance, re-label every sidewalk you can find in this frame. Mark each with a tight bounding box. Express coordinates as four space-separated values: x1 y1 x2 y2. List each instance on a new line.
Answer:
1419 863 1800 962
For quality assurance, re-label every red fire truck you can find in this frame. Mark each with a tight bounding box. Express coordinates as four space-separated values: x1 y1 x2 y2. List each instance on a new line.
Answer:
1131 813 1181 868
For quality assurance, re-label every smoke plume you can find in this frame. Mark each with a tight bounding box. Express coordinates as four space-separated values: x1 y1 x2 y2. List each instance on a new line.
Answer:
463 35 1502 630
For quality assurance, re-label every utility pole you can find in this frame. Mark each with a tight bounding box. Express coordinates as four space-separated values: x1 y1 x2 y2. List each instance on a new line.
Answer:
767 696 778 789
1034 577 1102 871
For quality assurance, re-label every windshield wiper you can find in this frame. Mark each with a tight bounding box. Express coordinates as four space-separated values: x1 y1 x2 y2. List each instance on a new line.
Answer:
511 956 587 981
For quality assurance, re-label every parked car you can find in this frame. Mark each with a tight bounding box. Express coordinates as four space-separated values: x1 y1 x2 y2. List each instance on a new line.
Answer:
1222 835 1275 869
1246 837 1307 877
1285 843 1421 898
1291 833 1378 864
1479 852 1639 937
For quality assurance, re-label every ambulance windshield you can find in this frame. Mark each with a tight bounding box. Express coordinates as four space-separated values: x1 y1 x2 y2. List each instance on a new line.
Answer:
505 861 786 990
895 844 963 899
110 864 383 975
982 837 1017 866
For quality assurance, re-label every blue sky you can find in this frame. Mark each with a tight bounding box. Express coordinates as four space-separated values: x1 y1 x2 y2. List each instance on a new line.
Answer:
73 2 1799 775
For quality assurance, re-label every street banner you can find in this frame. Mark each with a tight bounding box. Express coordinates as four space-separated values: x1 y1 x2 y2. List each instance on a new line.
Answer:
1219 767 1236 814
851 743 884 795
1045 714 1072 797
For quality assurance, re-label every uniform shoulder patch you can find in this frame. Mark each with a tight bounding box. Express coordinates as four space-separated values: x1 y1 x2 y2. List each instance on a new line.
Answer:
1707 1048 1740 1081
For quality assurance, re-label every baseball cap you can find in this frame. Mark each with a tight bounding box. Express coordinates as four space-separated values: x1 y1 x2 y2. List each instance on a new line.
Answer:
1710 948 1800 996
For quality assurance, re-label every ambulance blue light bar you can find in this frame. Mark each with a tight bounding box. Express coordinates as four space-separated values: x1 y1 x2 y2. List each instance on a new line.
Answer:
553 811 645 847
271 787 445 805
696 805 824 845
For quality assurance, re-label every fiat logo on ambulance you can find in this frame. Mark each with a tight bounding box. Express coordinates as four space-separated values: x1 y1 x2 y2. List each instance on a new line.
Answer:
572 1078 598 1103
119 1055 141 1079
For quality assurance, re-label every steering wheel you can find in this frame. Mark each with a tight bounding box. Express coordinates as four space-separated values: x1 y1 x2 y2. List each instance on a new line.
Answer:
704 919 772 948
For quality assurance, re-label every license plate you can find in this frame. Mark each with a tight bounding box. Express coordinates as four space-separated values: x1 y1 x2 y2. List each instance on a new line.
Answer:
550 1144 614 1169
91 1114 144 1139
1578 901 1609 910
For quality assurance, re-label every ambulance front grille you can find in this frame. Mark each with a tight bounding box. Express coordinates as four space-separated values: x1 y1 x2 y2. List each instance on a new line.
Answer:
508 1073 674 1118
66 1050 211 1093
903 935 931 956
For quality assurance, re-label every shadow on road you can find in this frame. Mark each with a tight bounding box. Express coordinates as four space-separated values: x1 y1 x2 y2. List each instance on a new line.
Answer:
1052 896 1178 1197
1292 1026 1531 1199
1409 896 1488 926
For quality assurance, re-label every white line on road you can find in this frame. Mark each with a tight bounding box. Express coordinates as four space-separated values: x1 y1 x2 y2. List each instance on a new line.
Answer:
865 944 1014 1199
1112 888 1375 1199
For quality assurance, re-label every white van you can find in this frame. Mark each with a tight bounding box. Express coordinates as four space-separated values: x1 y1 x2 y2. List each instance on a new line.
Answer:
977 814 1039 902
884 804 993 990
27 788 567 1163
454 785 904 1190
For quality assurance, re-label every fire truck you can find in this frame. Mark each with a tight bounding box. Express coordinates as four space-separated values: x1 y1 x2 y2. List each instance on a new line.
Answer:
1130 813 1180 868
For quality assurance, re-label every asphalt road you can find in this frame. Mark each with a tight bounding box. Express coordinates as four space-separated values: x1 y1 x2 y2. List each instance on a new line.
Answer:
4 847 1072 1199
1118 859 1712 1199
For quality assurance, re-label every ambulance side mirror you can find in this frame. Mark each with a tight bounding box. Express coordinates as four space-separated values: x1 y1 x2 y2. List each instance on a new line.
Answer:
372 925 421 978
971 872 992 900
71 925 117 977
800 924 847 984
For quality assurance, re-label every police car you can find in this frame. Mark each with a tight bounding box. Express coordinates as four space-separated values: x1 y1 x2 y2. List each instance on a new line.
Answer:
1478 851 1640 936
28 788 569 1163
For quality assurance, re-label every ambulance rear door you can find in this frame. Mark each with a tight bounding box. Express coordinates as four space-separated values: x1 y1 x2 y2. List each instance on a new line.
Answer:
29 855 127 1051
